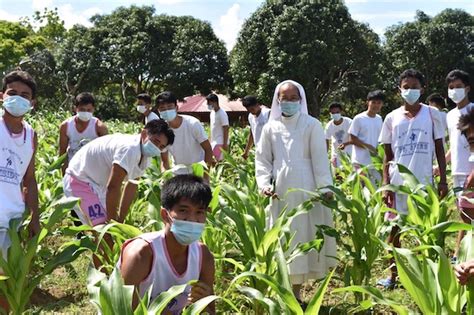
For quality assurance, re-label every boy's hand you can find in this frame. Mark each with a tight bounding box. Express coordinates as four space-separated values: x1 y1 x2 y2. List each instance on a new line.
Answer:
262 187 279 199
188 281 212 303
438 182 448 199
28 214 40 238
464 170 474 190
383 190 395 208
338 143 346 151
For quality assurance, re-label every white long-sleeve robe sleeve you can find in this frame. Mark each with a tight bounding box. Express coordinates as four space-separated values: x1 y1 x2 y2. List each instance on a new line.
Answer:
255 124 274 191
310 119 333 189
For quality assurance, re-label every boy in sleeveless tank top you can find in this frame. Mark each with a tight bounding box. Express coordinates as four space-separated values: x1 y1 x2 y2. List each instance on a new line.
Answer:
0 70 40 312
378 69 448 288
59 92 108 175
119 175 215 314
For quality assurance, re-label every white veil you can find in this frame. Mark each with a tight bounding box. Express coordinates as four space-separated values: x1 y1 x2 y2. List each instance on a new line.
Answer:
269 79 309 121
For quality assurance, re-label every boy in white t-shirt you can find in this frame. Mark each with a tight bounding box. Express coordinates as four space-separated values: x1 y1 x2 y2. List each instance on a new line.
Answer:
63 120 175 227
136 93 159 124
120 175 215 313
378 69 447 288
0 70 40 312
59 92 108 174
241 95 270 160
342 90 384 183
325 102 352 171
156 91 213 175
207 93 229 161
444 69 473 259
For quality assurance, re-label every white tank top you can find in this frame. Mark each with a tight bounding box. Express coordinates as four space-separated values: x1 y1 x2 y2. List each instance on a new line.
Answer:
0 117 34 228
66 116 99 160
120 231 202 314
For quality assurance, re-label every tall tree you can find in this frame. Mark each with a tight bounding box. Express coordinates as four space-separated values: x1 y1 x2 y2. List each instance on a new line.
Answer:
0 20 46 74
230 0 382 116
383 9 474 105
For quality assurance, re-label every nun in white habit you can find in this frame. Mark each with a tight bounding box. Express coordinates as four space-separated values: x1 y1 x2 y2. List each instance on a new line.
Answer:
255 80 337 298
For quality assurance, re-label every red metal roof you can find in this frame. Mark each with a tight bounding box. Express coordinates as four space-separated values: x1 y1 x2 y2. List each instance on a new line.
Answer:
177 94 246 112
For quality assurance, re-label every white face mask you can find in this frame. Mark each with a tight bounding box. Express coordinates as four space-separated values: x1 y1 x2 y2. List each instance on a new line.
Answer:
400 89 421 106
331 113 342 121
448 88 466 104
77 111 93 122
137 105 147 113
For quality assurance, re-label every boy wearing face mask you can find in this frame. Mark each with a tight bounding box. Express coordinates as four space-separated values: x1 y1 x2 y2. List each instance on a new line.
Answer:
325 102 352 170
241 95 271 160
119 175 215 314
378 69 447 288
207 93 229 161
444 70 473 260
344 90 384 183
136 93 159 124
0 70 39 312
59 92 108 175
63 119 174 228
157 91 213 175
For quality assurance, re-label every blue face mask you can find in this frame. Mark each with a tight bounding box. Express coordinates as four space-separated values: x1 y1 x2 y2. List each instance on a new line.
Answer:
400 89 420 106
160 109 177 122
3 95 31 117
142 140 161 157
170 217 205 245
279 101 301 117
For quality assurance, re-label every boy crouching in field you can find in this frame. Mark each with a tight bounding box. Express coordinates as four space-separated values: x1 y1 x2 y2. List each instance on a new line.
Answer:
119 175 215 314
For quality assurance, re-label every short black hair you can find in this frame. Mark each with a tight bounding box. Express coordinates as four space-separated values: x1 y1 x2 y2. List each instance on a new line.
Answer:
161 174 212 210
399 69 426 87
144 119 175 145
242 95 258 108
155 91 177 106
458 107 474 137
137 93 152 104
446 69 471 87
328 102 343 111
2 70 37 98
206 93 219 104
75 92 95 106
426 93 446 108
367 90 385 101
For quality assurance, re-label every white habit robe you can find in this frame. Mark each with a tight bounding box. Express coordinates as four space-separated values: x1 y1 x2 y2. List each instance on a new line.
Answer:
256 84 337 284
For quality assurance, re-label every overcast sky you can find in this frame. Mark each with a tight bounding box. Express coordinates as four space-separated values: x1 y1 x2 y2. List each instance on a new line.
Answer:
0 0 472 50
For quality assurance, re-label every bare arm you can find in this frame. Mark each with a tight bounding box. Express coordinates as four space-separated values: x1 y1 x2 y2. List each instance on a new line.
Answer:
25 133 40 236
106 164 128 222
118 181 138 222
161 152 170 171
189 245 215 314
382 143 394 186
243 131 254 158
222 125 229 151
121 239 153 309
348 134 375 151
200 140 214 167
59 122 69 175
96 120 109 136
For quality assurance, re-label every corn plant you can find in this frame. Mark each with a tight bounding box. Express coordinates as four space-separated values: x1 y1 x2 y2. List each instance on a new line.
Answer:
88 265 238 314
383 164 470 258
0 197 89 315
458 230 474 314
306 169 387 297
